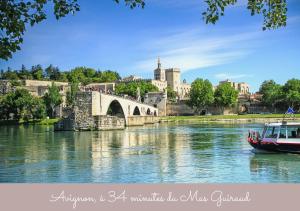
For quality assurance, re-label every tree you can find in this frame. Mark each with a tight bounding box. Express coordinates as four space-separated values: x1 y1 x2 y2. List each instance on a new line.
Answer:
18 64 32 80
0 0 80 60
166 86 177 102
29 97 47 120
43 82 62 118
2 67 19 80
188 78 214 114
31 65 44 80
45 65 61 80
115 81 158 98
214 82 239 114
259 80 282 108
67 67 86 84
282 79 300 110
202 0 287 31
94 70 121 83
0 69 4 79
0 89 46 120
0 0 144 60
66 81 79 107
1 0 287 61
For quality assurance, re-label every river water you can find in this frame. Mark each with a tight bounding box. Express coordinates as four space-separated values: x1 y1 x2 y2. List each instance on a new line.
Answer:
1 123 300 183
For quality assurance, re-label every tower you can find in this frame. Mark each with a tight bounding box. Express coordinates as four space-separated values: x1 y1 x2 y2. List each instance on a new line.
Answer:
154 57 165 81
165 68 181 92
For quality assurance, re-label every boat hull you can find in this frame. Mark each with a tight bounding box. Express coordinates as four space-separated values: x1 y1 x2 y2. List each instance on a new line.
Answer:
248 138 300 154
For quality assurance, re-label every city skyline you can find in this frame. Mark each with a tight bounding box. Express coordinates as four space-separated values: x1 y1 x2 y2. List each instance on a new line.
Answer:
0 0 300 92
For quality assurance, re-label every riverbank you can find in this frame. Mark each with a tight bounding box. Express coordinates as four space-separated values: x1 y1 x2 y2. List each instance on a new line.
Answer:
160 114 300 124
0 118 60 126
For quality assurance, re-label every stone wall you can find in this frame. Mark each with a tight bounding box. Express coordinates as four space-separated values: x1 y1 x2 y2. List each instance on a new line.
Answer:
166 101 238 116
127 116 160 126
0 80 13 95
94 115 125 130
166 101 194 116
24 80 68 87
144 91 167 116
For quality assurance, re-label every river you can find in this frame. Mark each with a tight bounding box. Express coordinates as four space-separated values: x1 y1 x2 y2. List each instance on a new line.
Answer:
1 123 300 183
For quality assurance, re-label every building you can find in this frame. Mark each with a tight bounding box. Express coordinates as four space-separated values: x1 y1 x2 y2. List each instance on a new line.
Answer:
219 79 250 95
150 79 168 92
81 82 115 94
122 75 142 82
144 91 167 116
153 58 191 99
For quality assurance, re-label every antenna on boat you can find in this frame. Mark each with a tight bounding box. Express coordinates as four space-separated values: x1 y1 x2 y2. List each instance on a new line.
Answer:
282 107 296 121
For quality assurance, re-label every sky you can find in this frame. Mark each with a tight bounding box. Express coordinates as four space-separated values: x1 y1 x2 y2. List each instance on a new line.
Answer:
0 0 300 92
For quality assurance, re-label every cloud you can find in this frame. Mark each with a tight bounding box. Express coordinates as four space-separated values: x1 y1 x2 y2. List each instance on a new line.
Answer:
215 73 253 80
132 27 261 73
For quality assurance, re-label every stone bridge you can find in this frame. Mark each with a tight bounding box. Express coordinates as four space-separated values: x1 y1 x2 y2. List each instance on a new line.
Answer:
76 91 159 126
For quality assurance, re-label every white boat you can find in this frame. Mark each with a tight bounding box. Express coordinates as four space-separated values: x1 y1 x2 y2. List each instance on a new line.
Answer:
248 121 300 153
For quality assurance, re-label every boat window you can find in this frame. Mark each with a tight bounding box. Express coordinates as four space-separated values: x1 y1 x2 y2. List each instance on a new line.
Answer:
279 126 287 139
287 126 300 138
264 126 279 139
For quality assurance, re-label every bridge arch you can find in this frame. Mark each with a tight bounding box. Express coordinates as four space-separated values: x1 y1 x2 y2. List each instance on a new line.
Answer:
133 106 141 116
106 100 125 118
146 108 151 115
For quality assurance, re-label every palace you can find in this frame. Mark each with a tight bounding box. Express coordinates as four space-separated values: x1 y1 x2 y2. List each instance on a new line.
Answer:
153 58 191 99
120 58 191 100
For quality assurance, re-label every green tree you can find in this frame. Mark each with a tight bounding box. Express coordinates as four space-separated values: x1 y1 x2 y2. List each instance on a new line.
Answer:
31 65 44 80
58 72 68 82
2 67 19 80
0 0 145 60
115 81 158 98
67 67 86 84
0 69 4 79
18 64 32 80
188 78 214 113
166 86 177 102
66 82 79 107
259 80 282 108
45 65 61 80
214 82 239 114
43 82 62 118
95 70 121 83
29 97 47 120
282 79 300 110
203 0 287 31
0 89 46 120
0 0 80 60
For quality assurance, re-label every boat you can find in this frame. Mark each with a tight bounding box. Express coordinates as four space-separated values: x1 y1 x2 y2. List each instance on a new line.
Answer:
248 121 300 153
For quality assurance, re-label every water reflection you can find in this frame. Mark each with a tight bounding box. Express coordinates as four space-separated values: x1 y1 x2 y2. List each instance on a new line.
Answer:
1 123 300 183
249 152 300 183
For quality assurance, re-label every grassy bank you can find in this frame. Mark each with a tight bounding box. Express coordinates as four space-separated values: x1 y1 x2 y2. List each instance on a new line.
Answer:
37 118 60 125
0 118 60 126
160 114 300 123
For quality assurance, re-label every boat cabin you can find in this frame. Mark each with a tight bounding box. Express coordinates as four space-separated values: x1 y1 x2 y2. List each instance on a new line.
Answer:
262 122 300 144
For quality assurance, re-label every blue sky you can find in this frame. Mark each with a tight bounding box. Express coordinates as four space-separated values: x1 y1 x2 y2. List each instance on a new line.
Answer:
0 0 300 92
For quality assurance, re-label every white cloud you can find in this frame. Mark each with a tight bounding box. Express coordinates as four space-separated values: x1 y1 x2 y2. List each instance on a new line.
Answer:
132 27 261 73
215 73 253 80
